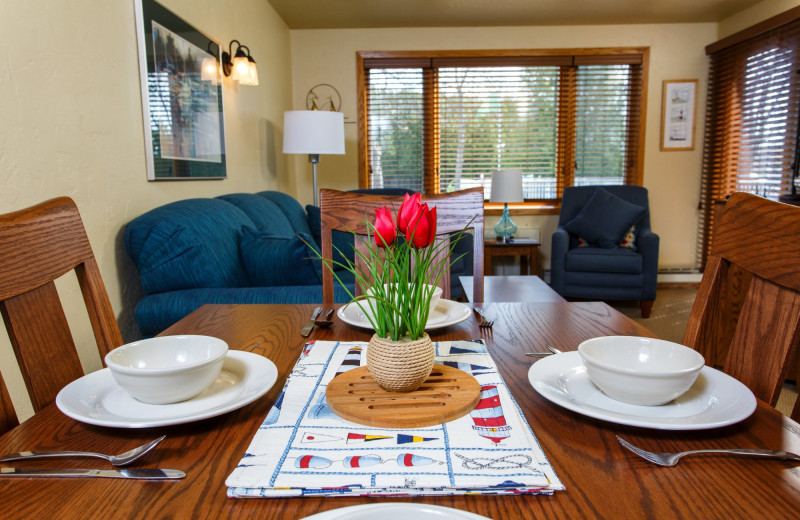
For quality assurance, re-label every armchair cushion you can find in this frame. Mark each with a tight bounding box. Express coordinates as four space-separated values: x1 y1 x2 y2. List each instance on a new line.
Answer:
578 225 637 250
239 226 321 286
565 246 643 274
564 188 645 248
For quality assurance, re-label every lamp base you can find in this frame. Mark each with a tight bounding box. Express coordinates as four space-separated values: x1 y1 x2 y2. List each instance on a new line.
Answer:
494 203 517 240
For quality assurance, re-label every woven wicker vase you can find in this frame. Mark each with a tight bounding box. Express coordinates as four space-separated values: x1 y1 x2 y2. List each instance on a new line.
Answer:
366 333 435 392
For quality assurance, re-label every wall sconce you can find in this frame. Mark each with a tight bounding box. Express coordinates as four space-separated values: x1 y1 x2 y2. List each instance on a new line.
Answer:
222 40 259 86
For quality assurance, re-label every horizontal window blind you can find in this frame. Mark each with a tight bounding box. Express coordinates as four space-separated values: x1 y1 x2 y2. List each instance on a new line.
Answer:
699 17 800 264
366 68 428 192
437 66 560 200
360 50 648 202
574 64 642 187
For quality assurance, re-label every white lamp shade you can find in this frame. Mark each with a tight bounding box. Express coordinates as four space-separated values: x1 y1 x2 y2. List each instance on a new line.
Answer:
283 111 345 155
489 169 524 203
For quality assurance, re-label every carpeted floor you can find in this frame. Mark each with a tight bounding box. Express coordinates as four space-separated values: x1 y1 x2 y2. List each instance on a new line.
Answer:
609 287 797 418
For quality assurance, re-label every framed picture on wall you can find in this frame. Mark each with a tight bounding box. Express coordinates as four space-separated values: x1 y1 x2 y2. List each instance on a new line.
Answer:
660 79 698 151
134 0 226 180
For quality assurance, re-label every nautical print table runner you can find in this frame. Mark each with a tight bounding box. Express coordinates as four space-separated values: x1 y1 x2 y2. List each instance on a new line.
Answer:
226 340 564 497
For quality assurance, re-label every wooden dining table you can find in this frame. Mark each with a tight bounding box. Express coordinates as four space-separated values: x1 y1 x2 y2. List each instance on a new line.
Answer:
1 302 799 518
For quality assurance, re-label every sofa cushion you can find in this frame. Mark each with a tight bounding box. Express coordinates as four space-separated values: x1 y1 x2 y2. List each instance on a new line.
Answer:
305 205 356 269
564 188 645 248
258 191 316 237
124 198 252 294
217 194 295 236
239 226 321 286
565 246 643 274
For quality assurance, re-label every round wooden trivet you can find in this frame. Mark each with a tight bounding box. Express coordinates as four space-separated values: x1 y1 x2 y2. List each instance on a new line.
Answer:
326 364 480 428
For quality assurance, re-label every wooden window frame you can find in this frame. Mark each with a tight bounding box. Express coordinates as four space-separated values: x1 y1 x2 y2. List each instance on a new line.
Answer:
357 47 650 214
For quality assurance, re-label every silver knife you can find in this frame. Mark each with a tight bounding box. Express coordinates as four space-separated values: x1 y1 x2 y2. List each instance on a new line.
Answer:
0 467 185 479
300 306 322 337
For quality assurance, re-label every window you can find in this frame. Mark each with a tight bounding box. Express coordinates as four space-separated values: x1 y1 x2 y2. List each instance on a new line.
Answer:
357 49 648 207
699 13 800 263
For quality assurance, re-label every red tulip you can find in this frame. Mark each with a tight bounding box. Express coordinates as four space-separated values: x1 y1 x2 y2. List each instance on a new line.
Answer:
397 192 422 234
405 203 437 249
374 206 396 248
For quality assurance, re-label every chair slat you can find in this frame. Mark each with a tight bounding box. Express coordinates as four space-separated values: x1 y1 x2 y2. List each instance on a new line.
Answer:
1 282 84 412
723 277 800 405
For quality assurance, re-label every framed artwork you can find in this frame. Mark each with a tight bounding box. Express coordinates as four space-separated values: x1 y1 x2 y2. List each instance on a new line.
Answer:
660 79 698 151
134 0 226 180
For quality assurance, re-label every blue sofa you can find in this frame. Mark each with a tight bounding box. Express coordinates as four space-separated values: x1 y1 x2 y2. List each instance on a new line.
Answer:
125 190 472 336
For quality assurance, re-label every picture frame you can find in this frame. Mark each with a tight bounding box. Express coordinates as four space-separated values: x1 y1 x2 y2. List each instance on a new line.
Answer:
134 0 226 180
660 79 698 151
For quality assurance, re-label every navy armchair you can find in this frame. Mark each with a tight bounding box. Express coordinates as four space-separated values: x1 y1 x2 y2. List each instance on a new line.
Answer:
550 185 659 318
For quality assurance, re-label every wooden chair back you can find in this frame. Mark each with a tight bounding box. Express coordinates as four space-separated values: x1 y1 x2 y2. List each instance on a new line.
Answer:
683 192 800 420
0 197 122 432
319 188 485 309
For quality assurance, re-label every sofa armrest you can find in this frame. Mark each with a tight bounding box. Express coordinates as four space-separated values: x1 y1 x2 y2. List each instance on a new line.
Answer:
637 227 660 300
550 227 570 294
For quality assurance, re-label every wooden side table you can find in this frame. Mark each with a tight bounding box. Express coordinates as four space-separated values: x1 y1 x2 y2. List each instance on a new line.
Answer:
484 238 540 276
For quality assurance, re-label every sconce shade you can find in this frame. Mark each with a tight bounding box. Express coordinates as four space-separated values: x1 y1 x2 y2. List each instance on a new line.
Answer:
242 57 259 86
283 111 345 155
200 56 219 84
489 169 524 203
223 40 258 86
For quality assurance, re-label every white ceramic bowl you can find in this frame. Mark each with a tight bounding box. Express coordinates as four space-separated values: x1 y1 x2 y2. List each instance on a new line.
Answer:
105 335 228 405
578 336 705 406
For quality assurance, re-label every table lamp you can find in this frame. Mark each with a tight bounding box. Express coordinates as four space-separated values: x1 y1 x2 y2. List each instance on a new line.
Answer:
283 110 345 206
490 169 523 241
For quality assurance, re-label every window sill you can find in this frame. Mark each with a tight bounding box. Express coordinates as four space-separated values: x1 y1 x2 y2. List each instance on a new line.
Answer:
484 202 560 216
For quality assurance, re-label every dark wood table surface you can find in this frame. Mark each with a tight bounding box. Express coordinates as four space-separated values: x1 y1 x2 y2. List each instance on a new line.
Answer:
1 302 799 518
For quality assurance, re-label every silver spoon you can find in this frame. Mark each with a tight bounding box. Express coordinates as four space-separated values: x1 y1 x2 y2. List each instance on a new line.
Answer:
525 344 565 357
0 435 166 467
315 308 334 328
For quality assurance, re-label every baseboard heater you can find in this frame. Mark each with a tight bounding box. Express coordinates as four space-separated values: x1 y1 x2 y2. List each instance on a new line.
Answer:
541 268 702 284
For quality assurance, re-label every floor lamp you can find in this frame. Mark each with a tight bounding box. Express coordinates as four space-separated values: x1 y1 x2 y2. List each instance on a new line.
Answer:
283 111 345 206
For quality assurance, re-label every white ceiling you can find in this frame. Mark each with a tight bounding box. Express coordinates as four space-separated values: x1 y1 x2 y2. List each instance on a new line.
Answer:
267 0 765 30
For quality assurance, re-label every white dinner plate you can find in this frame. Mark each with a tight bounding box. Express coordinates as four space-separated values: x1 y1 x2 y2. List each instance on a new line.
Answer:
528 351 757 430
56 351 277 428
337 299 471 330
301 503 491 520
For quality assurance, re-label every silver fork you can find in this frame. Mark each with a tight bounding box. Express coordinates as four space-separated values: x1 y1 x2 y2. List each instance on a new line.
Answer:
616 435 800 467
473 307 494 328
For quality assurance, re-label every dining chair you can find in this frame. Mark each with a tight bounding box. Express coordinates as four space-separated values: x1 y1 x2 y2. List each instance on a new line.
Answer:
0 197 122 432
319 188 485 310
683 192 800 421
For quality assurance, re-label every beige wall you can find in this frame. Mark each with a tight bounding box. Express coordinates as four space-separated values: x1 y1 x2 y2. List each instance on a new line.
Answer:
719 0 800 38
289 24 717 271
0 0 293 421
